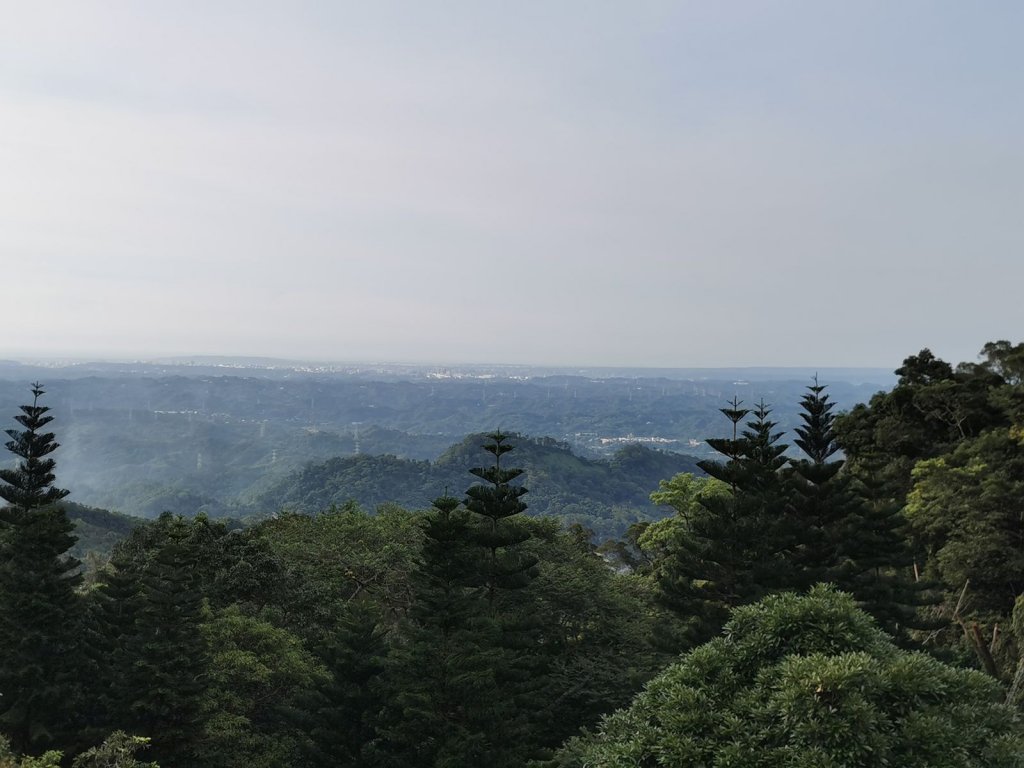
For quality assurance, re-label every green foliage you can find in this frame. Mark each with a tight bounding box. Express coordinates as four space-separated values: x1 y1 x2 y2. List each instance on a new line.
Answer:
556 586 1024 767
200 605 326 768
785 380 848 588
63 502 140 560
84 513 233 738
253 434 702 541
655 400 792 645
906 428 1024 615
71 732 157 768
832 342 1024 675
647 472 731 535
0 384 71 514
308 603 389 768
235 512 397 766
384 495 499 766
979 341 1024 386
905 427 1024 677
517 521 669 753
592 473 729 648
464 432 538 606
786 381 929 636
0 732 155 768
387 488 665 766
459 433 541 766
0 384 83 754
835 346 1012 500
0 736 62 768
116 516 210 765
253 502 423 631
1009 597 1024 707
10 342 1024 767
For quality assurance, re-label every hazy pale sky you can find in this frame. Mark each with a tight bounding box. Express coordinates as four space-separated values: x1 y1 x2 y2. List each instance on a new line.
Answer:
1 2 1021 368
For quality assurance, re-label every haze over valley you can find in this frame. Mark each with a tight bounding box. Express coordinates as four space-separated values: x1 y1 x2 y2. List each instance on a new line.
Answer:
0 358 891 539
2 2 1022 765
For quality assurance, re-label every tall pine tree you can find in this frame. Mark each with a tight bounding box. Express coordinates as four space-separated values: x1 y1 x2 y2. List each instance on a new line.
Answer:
463 433 542 767
787 380 934 637
463 432 538 609
657 399 790 645
0 383 82 754
785 378 849 588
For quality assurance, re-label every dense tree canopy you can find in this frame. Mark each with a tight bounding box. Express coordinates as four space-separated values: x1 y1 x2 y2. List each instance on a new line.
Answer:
555 587 1024 768
837 342 1024 676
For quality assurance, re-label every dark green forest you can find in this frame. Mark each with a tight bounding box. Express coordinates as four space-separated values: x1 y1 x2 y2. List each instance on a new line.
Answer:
2 343 1024 766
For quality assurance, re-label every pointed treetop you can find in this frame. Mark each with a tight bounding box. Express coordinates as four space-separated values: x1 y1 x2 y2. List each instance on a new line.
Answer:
431 493 461 515
481 431 515 463
0 383 69 513
744 399 788 472
793 378 840 465
720 397 750 426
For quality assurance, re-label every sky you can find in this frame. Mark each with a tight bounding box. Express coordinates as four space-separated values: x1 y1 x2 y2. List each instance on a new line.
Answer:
1 2 1021 368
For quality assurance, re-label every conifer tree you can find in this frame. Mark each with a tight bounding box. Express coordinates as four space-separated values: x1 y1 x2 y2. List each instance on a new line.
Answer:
657 400 790 644
461 433 542 766
383 494 498 767
0 384 71 516
83 545 145 741
0 383 82 754
785 378 849 588
787 380 933 635
463 432 538 608
848 457 937 638
119 516 209 766
309 603 388 768
699 396 749 491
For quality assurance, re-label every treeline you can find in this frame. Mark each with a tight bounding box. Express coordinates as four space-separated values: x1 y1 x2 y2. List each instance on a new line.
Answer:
1 342 1024 766
1 422 667 766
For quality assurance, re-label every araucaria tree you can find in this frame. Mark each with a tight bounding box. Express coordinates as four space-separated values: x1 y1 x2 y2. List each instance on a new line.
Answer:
464 432 538 608
786 378 866 588
385 494 496 765
0 383 71 514
0 383 82 754
462 432 541 766
786 379 930 636
657 399 791 644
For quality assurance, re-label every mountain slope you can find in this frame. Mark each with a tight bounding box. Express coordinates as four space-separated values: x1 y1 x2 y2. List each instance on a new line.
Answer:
249 434 703 540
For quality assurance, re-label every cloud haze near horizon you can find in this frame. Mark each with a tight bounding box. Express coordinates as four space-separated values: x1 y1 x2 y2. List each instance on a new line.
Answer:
1 2 1021 368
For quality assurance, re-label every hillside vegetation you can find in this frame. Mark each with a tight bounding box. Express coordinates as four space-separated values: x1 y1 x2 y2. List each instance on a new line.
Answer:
252 435 702 540
3 343 1024 767
0 366 886 520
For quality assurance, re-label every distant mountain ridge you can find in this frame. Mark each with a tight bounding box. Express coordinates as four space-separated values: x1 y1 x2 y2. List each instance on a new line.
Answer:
0 356 898 386
57 435 703 551
249 433 703 541
0 367 890 533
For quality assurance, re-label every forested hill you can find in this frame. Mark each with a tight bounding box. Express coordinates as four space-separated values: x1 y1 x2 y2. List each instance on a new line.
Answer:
249 435 702 541
61 501 140 559
0 362 889 519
